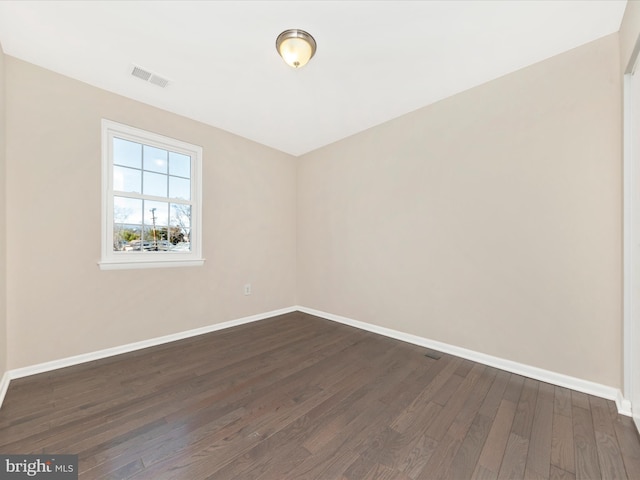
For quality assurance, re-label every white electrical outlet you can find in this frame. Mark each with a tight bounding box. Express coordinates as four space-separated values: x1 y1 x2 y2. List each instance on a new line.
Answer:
244 284 251 295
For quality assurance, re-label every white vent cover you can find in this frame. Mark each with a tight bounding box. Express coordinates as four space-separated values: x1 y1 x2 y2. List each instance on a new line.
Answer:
131 65 170 88
149 75 169 88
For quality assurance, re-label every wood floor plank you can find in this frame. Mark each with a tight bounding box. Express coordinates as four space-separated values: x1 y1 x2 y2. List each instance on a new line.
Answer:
551 412 575 474
390 402 442 474
589 395 628 480
389 356 462 434
448 369 510 479
471 399 517 479
204 416 312 480
447 371 511 478
524 382 554 479
211 358 382 479
134 388 358 476
455 358 476 377
43 326 360 464
431 373 464 407
572 405 601 480
82 320 365 476
286 403 394 479
495 377 538 480
398 433 439 479
511 377 539 440
282 447 359 480
613 415 640 478
571 391 590 411
230 362 398 480
359 463 413 480
423 363 487 441
449 413 493 480
497 433 530 480
549 465 576 480
342 426 405 476
0 312 638 480
478 370 512 418
554 386 573 418
1 318 347 451
301 348 421 455
419 367 498 478
503 374 525 404
473 464 499 480
145 350 398 477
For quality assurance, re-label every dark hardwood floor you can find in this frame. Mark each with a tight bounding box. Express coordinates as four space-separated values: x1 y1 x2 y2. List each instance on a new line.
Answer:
0 312 639 479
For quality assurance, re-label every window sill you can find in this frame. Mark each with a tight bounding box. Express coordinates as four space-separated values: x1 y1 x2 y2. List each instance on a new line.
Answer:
98 258 205 270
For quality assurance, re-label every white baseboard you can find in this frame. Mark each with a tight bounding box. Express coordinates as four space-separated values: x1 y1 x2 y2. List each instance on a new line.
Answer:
618 391 633 417
4 306 297 387
0 371 10 410
297 306 632 417
1 304 632 418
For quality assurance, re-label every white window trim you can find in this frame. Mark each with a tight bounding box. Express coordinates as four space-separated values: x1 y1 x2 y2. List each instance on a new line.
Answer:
99 119 204 270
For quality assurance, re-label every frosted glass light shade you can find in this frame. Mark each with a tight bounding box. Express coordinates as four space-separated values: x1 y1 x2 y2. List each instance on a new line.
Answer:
276 29 316 69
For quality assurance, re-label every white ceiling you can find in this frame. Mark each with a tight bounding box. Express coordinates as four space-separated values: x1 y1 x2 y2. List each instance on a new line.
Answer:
0 1 628 156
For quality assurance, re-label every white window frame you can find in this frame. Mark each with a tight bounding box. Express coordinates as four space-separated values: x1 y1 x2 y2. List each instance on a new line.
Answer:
99 119 204 270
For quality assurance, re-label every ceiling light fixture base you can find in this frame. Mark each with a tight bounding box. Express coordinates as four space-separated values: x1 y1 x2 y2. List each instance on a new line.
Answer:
276 29 317 69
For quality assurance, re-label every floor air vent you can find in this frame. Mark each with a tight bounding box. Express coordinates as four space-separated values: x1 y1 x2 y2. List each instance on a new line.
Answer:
424 349 442 360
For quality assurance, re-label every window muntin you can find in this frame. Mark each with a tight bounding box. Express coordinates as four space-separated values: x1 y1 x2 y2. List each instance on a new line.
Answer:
101 120 203 269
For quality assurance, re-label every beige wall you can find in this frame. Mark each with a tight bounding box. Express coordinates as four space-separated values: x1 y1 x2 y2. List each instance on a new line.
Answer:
0 42 6 376
298 34 623 388
4 58 297 369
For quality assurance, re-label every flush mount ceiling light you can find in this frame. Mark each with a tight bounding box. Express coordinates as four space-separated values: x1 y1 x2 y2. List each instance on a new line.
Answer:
276 29 317 69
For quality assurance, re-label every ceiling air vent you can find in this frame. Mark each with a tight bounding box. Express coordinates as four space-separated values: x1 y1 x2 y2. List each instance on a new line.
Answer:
149 75 169 88
131 65 170 88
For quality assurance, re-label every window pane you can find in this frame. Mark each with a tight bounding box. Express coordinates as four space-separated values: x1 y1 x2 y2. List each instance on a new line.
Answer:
170 240 191 252
114 224 143 252
143 145 168 173
171 203 191 229
171 203 191 250
169 152 190 178
142 226 171 251
144 200 169 226
113 166 141 193
114 138 142 169
130 230 153 251
169 176 190 200
114 196 142 224
143 171 168 197
113 225 126 252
